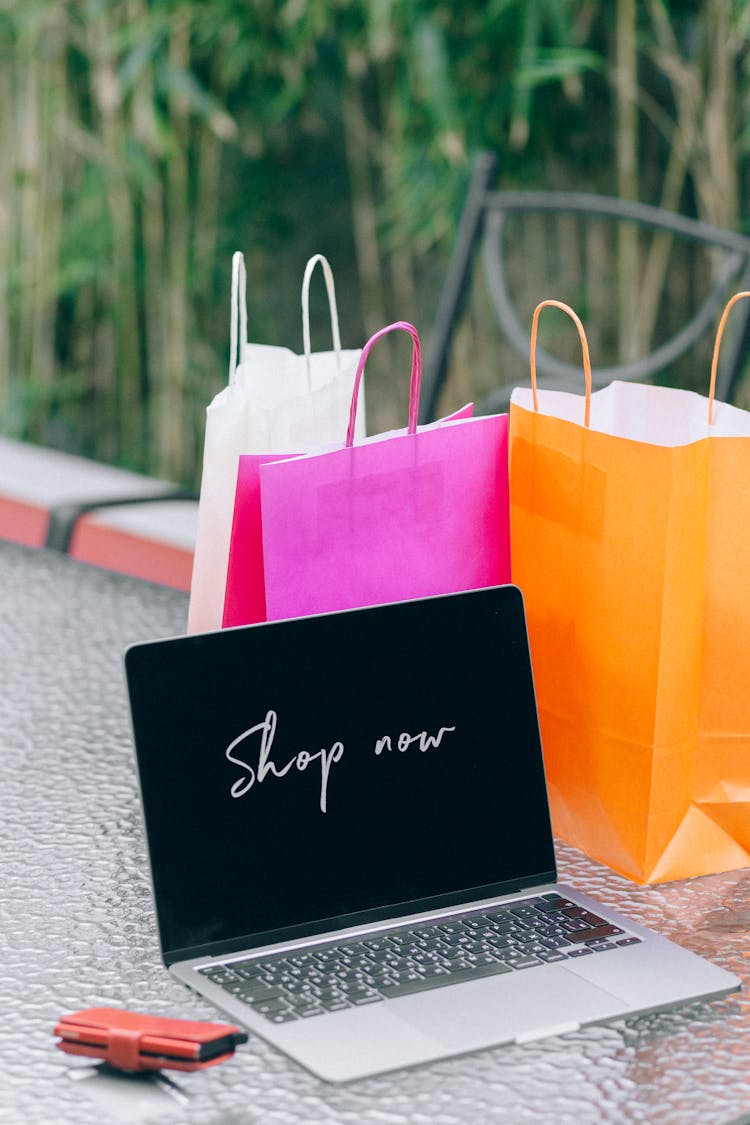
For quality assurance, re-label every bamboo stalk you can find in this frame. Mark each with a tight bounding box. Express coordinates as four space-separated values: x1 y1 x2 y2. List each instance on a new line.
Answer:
193 38 235 312
635 64 695 347
379 84 416 322
191 44 234 479
14 10 64 441
341 76 389 328
159 8 191 481
640 0 741 358
128 0 164 477
16 22 42 428
615 0 639 362
30 11 67 418
87 4 142 465
698 0 739 230
584 217 609 362
0 23 14 417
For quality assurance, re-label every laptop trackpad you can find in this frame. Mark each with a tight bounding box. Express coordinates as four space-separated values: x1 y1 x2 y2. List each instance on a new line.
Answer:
387 965 624 1049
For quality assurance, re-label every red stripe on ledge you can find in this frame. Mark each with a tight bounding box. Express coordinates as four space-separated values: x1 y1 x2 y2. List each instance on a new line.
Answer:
0 496 50 547
70 515 194 591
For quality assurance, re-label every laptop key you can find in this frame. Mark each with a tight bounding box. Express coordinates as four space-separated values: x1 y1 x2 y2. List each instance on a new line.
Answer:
512 932 538 946
462 916 493 931
233 964 266 980
567 924 624 943
380 958 513 999
297 1006 326 1019
341 941 371 955
386 968 423 985
461 940 493 955
398 942 429 957
366 949 400 963
220 979 253 995
282 978 316 993
487 935 515 949
335 969 370 983
252 997 290 1015
316 983 348 997
437 921 465 934
367 976 400 991
536 896 575 911
266 1010 299 1023
485 910 514 924
419 936 451 951
232 981 282 1002
509 905 539 919
412 950 446 965
578 911 608 926
438 932 472 947
440 945 474 961
346 954 378 971
313 950 342 964
288 991 320 1006
525 942 554 956
418 964 450 979
344 987 380 1002
321 998 352 1011
200 967 238 983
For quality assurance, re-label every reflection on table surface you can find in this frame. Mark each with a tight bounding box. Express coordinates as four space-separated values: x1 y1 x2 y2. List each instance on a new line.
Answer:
2 540 749 1125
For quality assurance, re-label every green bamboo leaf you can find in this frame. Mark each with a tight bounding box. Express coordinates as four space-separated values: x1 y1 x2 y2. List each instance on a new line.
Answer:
412 16 458 127
514 47 604 88
119 31 162 95
155 60 238 139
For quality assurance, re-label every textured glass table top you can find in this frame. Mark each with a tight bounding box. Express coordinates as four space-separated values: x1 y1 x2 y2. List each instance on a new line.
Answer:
2 540 749 1125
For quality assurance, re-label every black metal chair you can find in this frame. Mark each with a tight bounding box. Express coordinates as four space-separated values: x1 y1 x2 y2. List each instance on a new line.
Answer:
421 152 750 421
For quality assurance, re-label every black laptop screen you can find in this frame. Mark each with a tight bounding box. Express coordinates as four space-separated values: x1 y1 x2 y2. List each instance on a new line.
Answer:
126 586 557 961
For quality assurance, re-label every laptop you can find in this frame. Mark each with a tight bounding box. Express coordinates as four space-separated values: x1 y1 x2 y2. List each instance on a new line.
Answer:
124 584 739 1083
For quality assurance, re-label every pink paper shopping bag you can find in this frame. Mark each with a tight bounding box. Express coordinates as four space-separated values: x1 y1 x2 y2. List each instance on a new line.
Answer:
258 321 511 619
221 451 301 627
223 397 474 628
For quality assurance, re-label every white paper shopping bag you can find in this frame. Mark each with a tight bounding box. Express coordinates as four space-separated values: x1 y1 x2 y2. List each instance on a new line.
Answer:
187 252 364 633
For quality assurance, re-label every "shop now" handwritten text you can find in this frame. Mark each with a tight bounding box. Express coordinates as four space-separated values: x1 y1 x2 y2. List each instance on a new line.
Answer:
224 711 456 813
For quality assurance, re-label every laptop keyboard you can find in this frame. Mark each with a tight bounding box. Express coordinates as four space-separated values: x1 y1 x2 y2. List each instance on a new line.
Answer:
198 893 642 1024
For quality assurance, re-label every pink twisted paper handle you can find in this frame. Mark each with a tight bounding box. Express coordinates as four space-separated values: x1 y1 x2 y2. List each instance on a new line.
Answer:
346 321 422 447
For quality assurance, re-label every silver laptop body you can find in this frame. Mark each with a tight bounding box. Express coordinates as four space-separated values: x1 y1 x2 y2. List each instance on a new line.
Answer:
125 586 739 1082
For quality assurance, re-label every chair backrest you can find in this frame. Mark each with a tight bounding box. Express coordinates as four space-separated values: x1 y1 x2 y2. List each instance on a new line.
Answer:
421 152 750 421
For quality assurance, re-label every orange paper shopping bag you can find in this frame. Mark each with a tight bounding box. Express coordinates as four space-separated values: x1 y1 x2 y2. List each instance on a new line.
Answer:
509 296 750 884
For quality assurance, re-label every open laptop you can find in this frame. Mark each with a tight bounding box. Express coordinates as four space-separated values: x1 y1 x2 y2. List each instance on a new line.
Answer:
124 584 739 1082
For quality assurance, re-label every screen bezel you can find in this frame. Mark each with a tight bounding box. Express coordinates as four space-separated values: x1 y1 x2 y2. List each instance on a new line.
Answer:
160 869 558 965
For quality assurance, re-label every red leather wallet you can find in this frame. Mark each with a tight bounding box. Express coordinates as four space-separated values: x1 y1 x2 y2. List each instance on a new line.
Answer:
54 1007 248 1072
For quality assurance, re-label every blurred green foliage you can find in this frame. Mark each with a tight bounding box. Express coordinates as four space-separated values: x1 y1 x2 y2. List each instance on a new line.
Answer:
0 0 749 483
